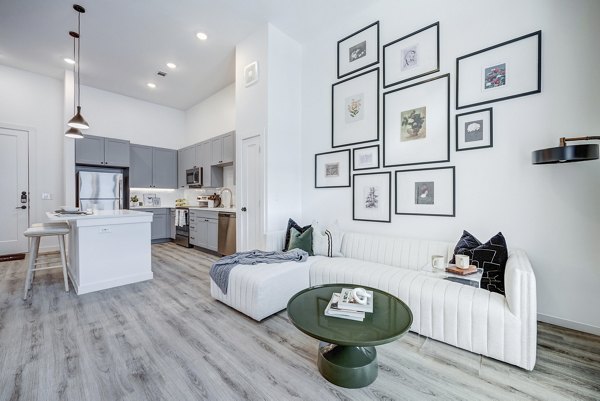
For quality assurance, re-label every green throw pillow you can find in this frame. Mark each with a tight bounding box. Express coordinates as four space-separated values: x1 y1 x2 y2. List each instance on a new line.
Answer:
287 226 314 256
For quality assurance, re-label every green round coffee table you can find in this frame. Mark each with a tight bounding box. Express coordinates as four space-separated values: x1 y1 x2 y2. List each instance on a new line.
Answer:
287 284 413 388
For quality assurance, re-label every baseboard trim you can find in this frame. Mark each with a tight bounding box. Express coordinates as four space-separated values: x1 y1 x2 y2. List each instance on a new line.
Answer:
538 313 600 336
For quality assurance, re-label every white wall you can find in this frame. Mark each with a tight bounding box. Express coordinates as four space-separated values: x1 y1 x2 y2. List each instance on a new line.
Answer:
299 0 600 333
184 84 235 146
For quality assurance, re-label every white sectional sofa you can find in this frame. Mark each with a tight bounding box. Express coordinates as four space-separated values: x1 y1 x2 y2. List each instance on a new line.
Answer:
210 231 537 370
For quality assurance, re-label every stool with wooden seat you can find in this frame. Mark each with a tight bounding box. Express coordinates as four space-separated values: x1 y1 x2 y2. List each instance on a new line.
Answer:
23 222 70 299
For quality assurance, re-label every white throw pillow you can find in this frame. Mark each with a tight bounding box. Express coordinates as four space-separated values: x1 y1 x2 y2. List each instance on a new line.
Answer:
313 223 343 257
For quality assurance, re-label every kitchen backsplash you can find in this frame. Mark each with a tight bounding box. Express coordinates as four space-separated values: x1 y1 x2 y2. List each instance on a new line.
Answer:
130 185 236 208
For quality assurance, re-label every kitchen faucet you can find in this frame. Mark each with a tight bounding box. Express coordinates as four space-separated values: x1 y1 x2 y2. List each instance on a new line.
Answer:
220 187 233 208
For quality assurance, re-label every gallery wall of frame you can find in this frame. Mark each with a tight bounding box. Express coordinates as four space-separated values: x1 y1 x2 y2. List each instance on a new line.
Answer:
314 19 542 223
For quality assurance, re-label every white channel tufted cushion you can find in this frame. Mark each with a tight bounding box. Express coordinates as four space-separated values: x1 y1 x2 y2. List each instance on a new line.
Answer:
309 232 537 370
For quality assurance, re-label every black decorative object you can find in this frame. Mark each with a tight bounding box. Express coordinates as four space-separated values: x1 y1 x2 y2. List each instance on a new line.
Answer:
383 74 450 167
353 145 380 171
283 219 311 251
353 172 391 223
456 31 541 109
455 108 493 151
315 149 351 188
532 136 600 164
383 22 440 88
65 30 83 138
394 166 455 217
337 21 379 79
452 232 509 295
67 4 90 130
332 68 379 148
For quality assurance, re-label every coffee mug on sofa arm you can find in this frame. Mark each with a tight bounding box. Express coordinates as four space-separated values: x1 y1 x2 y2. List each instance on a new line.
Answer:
431 255 446 270
455 254 470 269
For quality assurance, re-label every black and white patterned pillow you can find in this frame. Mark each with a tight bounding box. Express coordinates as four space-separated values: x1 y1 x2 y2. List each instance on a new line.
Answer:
453 231 509 295
450 230 482 263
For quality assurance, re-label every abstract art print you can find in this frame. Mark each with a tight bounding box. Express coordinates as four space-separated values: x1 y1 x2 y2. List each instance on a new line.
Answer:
395 167 455 217
456 31 541 109
384 74 449 167
383 22 439 88
353 145 380 170
353 172 391 222
315 149 350 188
456 107 493 151
337 21 379 79
332 68 379 147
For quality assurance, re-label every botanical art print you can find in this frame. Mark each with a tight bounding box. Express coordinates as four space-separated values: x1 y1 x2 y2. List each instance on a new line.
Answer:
349 41 367 62
402 45 419 71
364 186 379 209
415 181 434 204
484 63 506 90
465 119 484 142
400 106 427 141
325 163 340 177
345 93 364 123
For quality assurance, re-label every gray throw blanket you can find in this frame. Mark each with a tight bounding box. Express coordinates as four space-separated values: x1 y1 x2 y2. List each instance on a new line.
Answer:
210 249 309 294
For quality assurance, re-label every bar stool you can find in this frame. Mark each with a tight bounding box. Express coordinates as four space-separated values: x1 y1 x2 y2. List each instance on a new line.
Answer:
23 222 70 299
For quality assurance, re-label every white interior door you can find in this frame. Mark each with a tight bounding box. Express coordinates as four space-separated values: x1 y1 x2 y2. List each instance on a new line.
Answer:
0 127 29 255
239 135 262 251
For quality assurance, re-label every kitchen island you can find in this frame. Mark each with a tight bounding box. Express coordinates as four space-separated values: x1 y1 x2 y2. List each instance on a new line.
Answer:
47 210 153 295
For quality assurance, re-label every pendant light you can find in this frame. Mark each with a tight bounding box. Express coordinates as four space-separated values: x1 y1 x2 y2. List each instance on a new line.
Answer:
532 136 599 164
65 30 84 139
67 4 90 130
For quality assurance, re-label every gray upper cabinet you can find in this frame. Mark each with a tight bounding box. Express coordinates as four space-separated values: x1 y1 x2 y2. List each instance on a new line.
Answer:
130 145 153 188
197 140 223 188
130 145 177 189
178 146 195 188
75 135 130 167
210 132 235 166
152 147 177 189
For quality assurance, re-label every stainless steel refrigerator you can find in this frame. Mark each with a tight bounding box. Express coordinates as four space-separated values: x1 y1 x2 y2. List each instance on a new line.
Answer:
78 171 123 210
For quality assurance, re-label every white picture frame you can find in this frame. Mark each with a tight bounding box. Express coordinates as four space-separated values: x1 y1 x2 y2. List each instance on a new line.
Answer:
337 21 379 79
332 68 379 148
395 166 455 217
353 171 391 223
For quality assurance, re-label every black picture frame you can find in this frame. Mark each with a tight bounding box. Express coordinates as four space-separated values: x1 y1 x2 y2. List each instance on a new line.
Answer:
315 149 350 188
383 73 450 168
383 22 440 88
394 166 455 217
337 21 380 79
456 30 542 110
353 144 380 171
455 107 494 152
331 67 380 149
353 171 391 223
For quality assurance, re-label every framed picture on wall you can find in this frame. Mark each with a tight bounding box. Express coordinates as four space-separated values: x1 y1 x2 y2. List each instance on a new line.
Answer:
456 108 493 151
353 171 391 222
337 21 380 79
383 73 450 167
456 30 541 109
332 68 379 148
353 145 380 170
315 149 351 188
395 166 455 217
383 22 440 88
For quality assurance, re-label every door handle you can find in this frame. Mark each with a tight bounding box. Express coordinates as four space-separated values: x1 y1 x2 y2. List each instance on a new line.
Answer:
241 207 247 212
15 205 27 209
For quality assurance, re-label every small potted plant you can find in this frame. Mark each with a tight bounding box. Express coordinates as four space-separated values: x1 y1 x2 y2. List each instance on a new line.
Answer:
130 195 139 208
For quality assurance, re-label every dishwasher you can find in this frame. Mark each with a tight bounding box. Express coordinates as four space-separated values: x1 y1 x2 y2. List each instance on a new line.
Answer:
218 213 236 255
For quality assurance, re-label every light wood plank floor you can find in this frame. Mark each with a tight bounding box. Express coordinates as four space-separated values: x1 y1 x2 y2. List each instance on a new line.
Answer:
0 242 598 401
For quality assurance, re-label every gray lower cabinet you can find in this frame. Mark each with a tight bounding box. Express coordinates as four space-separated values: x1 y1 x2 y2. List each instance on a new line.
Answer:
170 209 176 240
75 135 130 167
130 144 177 189
189 210 218 251
145 208 170 241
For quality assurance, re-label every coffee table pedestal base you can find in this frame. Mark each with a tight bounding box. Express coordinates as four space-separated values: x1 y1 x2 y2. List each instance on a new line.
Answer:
317 342 377 388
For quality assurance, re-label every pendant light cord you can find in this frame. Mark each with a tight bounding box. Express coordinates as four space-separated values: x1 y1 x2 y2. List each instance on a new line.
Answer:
72 33 76 114
77 10 81 108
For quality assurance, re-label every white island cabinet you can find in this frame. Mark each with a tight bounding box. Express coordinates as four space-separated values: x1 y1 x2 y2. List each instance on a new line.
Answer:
46 210 153 295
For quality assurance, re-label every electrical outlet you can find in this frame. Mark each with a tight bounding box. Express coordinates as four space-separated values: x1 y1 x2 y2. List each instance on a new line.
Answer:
41 193 52 200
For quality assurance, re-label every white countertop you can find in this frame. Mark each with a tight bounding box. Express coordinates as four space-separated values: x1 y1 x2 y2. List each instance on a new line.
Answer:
47 210 153 220
131 206 236 213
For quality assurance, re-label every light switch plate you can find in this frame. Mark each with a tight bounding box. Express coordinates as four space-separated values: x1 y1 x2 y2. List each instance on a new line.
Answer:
41 193 52 200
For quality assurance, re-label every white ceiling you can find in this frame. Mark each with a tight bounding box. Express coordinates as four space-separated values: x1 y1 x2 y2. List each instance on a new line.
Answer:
0 0 375 110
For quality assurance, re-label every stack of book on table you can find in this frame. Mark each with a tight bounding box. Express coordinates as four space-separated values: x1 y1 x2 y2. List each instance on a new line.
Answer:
324 288 374 321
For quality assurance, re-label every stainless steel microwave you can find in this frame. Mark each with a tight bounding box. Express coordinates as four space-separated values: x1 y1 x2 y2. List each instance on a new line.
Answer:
186 167 203 187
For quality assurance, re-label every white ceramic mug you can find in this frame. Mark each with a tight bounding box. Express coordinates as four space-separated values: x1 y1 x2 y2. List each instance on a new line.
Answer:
455 254 470 269
352 288 372 305
431 255 446 270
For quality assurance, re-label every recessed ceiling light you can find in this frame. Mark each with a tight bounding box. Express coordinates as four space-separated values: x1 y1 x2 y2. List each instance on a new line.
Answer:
196 32 208 41
64 57 76 64
166 62 176 69
147 82 156 89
